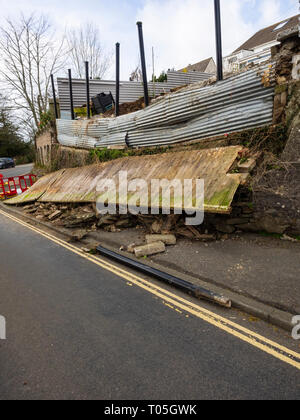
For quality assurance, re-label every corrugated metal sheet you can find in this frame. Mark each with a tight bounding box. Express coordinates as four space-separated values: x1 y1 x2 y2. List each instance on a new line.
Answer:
56 64 275 150
5 147 245 214
166 71 214 87
57 70 212 112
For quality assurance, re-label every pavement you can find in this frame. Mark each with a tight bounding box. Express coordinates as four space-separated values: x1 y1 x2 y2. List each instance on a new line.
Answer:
153 234 300 314
0 164 34 178
0 211 299 400
86 228 300 316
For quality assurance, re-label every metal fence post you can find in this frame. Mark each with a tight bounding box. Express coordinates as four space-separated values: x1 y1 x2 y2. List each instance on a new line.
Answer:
85 61 91 119
137 22 149 107
68 69 75 120
214 0 223 81
50 74 59 119
116 43 120 117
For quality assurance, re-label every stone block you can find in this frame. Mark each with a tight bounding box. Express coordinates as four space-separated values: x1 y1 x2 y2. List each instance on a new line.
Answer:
146 234 177 245
134 242 166 258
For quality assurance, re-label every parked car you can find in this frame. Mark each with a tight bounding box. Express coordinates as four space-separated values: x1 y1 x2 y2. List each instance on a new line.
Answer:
0 159 7 169
0 158 16 169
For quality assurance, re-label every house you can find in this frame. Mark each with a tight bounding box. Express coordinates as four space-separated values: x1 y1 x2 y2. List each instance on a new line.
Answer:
223 14 299 73
179 57 217 74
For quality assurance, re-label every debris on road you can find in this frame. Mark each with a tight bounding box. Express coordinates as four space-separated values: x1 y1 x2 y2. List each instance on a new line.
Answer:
134 241 166 258
70 230 89 242
10 198 256 244
126 243 139 254
48 210 62 221
281 234 298 243
146 234 177 245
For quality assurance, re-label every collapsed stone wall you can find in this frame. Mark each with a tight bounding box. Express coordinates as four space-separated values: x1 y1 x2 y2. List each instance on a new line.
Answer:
176 39 300 238
247 28 300 236
32 26 300 237
169 28 300 238
281 81 300 162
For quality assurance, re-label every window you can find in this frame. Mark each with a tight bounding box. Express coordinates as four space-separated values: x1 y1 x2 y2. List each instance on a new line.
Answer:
228 57 238 64
273 20 289 31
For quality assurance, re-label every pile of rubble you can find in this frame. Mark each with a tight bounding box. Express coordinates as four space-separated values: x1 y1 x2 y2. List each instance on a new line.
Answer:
104 97 146 118
23 188 300 254
122 234 177 258
19 197 258 252
21 202 217 239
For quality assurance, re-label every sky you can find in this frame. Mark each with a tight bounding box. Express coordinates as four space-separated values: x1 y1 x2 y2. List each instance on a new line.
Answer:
0 0 298 80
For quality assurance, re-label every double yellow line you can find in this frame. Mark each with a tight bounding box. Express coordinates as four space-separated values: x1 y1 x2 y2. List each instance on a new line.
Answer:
1 208 300 371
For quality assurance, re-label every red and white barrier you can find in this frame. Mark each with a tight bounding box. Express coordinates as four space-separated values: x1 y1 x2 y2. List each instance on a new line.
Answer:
0 174 36 199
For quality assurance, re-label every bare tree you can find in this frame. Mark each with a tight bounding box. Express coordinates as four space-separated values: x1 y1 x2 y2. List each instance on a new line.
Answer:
67 23 111 80
0 14 67 134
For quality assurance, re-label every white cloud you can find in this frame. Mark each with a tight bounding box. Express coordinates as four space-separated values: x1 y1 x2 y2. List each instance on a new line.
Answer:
0 0 298 79
259 0 282 26
137 0 256 73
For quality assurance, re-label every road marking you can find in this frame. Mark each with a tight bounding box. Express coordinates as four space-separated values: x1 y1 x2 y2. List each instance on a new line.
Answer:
1 208 300 370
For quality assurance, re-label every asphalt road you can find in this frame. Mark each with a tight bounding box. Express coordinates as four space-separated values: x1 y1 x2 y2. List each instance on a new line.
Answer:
0 164 34 178
0 211 299 400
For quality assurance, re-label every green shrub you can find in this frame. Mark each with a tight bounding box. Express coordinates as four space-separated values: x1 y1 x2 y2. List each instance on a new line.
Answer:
90 146 171 163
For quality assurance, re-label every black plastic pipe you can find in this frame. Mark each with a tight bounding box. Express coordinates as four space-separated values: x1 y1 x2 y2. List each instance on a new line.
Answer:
137 22 149 107
115 43 120 117
50 74 59 119
68 69 75 120
96 245 231 308
214 0 223 81
85 61 91 119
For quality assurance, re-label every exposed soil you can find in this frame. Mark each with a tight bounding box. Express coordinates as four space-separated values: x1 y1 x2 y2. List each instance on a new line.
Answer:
104 97 146 117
